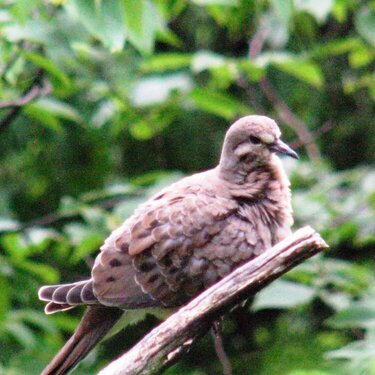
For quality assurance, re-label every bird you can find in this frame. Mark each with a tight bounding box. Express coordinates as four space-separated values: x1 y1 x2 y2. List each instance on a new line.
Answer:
38 115 298 375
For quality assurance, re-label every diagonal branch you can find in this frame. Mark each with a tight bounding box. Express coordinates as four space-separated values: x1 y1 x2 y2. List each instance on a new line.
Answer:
0 70 51 132
98 226 328 375
259 77 320 160
245 27 321 161
0 80 51 110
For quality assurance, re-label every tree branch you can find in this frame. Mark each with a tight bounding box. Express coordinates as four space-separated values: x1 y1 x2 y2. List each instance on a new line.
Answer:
0 70 51 133
259 77 321 160
245 27 321 161
98 226 328 375
0 79 51 110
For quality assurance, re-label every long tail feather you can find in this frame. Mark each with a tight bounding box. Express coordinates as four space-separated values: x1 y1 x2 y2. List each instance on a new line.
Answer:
38 280 97 314
41 306 123 375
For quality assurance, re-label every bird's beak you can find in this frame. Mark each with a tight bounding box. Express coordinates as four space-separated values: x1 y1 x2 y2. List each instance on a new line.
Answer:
270 139 299 159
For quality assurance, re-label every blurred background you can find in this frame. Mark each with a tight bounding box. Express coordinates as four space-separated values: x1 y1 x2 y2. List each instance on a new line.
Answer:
0 0 374 374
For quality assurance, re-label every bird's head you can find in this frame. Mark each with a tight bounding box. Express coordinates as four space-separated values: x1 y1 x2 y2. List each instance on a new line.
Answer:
219 115 298 176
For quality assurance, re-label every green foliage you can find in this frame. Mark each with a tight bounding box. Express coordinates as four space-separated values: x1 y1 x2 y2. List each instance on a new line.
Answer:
0 0 374 374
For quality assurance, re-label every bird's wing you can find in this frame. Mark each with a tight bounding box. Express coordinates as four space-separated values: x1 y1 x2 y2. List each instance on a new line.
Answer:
92 177 238 308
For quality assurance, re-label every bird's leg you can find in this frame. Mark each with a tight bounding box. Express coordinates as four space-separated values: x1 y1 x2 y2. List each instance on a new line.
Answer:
211 318 233 375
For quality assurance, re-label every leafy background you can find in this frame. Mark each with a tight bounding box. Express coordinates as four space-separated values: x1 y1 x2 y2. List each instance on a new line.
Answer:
0 0 375 374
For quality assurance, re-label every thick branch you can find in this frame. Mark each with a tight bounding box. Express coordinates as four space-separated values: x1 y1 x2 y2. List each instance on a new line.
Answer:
99 226 328 375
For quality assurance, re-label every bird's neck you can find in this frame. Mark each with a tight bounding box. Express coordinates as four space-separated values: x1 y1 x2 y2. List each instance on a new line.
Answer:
220 154 294 244
219 154 290 203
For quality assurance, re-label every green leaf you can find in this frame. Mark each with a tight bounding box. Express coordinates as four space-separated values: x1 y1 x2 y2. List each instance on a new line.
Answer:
270 0 293 28
289 371 332 375
11 310 57 335
295 0 334 23
355 6 375 47
24 103 64 133
33 98 83 123
3 20 51 44
327 302 375 329
191 50 226 72
253 280 315 310
71 232 103 263
130 74 193 106
191 0 238 5
24 51 72 90
16 260 59 284
238 60 264 82
0 218 19 232
311 38 363 58
141 53 192 73
0 277 10 319
123 0 162 55
129 108 176 140
4 320 36 348
1 233 29 259
68 0 126 52
189 88 251 119
274 59 324 88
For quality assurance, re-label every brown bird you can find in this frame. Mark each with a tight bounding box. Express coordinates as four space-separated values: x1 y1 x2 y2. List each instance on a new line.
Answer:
38 115 298 375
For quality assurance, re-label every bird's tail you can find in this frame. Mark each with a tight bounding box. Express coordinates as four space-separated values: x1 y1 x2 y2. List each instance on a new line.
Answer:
41 306 123 375
38 279 98 314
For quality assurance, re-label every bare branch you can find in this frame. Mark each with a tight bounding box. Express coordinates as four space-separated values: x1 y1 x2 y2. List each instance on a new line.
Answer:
249 26 268 60
98 226 328 375
259 77 320 160
0 70 51 133
290 120 335 150
245 27 322 161
0 79 51 110
211 320 233 375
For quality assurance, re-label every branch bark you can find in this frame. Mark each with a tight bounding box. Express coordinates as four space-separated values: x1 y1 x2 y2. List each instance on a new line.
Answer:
98 226 328 375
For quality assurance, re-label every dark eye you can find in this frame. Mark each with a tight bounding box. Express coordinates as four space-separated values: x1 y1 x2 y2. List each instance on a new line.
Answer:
249 136 261 144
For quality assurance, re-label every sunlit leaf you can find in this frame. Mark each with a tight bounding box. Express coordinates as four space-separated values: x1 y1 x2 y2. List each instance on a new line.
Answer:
355 6 375 47
130 74 193 106
123 0 162 54
68 0 126 52
24 103 64 133
141 53 192 73
189 88 251 119
70 232 103 263
295 0 334 23
327 302 375 329
33 98 83 123
191 50 226 73
24 51 72 90
4 321 36 348
191 0 238 5
253 280 316 310
274 59 324 88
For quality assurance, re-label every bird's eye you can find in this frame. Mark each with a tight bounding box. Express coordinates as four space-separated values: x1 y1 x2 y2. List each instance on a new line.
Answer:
249 136 261 144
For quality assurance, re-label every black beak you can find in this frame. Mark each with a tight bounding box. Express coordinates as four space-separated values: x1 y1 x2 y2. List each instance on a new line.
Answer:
270 139 299 159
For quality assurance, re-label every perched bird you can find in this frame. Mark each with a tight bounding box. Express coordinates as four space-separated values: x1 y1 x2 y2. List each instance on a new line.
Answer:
39 115 298 375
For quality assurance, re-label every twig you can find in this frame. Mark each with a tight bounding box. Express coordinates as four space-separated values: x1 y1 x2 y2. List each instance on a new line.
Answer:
246 27 321 161
259 77 320 160
248 26 269 60
290 120 334 150
98 226 328 375
211 320 233 375
0 69 50 132
0 80 51 109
